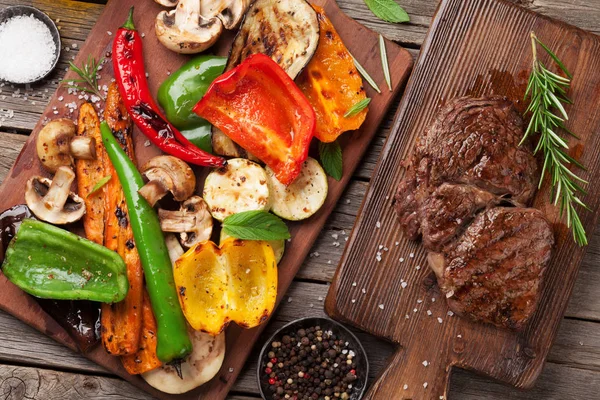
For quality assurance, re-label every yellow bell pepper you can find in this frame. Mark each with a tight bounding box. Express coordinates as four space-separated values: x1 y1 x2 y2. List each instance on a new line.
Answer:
174 238 278 335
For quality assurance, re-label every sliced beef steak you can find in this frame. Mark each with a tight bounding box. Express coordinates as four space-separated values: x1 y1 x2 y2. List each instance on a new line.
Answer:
420 183 497 252
395 96 538 238
428 207 554 330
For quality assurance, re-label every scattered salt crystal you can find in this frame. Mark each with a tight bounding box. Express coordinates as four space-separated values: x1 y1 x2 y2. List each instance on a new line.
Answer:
318 296 323 301
57 96 64 101
141 32 146 38
409 252 414 258
378 245 383 250
287 297 292 303
361 288 366 294
351 299 356 303
405 314 409 319
395 241 399 246
457 334 462 338
579 341 584 346
352 282 357 287
378 304 384 310
228 367 234 373
416 265 421 270
447 311 454 316
437 317 443 324
144 140 151 147
422 360 429 367
376 221 381 228
332 233 338 239
0 14 57 82
245 268 250 274
426 310 432 316
431 298 436 302
401 282 407 289
403 384 408 390
346 199 350 204
413 308 417 313
327 260 331 264
399 257 404 262
107 31 112 35
53 110 58 115
423 382 428 388
72 43 77 49
417 299 423 304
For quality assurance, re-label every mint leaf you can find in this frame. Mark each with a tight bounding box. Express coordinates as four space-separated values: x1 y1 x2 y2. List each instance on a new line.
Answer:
344 98 371 118
319 140 343 181
222 211 290 241
87 175 111 198
364 0 410 24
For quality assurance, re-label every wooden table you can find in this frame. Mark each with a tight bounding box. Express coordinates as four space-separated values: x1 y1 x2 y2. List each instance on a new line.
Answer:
0 0 599 399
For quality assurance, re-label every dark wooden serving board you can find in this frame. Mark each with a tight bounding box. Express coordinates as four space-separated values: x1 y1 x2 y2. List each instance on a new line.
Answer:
325 0 600 398
0 1 412 399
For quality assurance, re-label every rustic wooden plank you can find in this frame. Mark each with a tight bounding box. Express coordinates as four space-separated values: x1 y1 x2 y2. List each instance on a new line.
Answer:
0 364 152 400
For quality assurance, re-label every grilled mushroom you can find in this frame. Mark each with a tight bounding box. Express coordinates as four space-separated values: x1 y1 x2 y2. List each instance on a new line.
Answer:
138 156 196 207
159 196 212 248
37 119 96 173
155 0 223 54
25 166 86 224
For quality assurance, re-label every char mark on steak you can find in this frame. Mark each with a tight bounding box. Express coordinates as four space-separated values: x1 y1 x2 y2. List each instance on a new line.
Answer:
428 207 554 330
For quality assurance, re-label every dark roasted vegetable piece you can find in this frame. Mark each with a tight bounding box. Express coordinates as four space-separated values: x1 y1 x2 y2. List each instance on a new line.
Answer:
100 121 192 363
2 219 129 302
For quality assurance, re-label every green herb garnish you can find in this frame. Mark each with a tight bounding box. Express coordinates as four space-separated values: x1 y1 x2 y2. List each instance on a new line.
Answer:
87 175 111 198
350 54 381 94
523 32 588 246
319 140 343 181
61 55 105 101
222 211 290 241
379 34 392 91
344 98 371 118
364 0 410 24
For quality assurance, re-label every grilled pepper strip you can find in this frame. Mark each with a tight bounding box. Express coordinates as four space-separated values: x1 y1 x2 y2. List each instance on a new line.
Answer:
100 121 192 363
194 54 316 185
101 83 144 356
2 219 129 302
112 7 225 168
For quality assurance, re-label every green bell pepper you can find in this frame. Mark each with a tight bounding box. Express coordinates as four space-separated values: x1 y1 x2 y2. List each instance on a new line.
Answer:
100 121 192 363
2 219 129 303
158 55 226 153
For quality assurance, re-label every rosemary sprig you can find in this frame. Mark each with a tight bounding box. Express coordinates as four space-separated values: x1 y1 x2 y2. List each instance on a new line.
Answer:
522 32 589 246
61 55 105 100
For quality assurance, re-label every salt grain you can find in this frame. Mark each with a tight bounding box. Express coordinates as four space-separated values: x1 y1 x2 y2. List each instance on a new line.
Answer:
403 384 408 390
437 317 443 324
0 14 57 82
378 304 384 310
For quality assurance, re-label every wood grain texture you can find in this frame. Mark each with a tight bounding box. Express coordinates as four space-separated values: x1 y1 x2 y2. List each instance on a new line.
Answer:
0 0 412 399
326 0 600 399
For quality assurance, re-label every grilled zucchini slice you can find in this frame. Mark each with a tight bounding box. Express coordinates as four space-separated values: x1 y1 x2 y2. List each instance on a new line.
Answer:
203 158 270 221
213 0 320 157
267 157 328 221
219 230 285 263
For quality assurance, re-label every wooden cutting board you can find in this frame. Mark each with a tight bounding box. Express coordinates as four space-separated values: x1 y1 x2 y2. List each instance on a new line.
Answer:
325 0 600 398
0 1 412 399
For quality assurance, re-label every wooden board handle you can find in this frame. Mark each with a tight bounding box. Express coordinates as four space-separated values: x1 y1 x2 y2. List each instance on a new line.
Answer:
363 340 450 400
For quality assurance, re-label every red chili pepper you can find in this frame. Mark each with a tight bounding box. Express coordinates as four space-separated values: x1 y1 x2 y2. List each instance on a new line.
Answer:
194 54 316 185
112 7 225 168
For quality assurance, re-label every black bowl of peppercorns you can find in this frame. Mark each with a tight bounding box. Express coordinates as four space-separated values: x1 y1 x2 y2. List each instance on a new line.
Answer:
257 317 369 400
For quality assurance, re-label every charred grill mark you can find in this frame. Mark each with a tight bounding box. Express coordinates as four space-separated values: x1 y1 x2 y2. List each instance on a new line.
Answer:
115 206 129 228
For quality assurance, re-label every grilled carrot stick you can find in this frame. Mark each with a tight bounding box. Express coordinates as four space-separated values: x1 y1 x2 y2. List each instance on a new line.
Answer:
76 103 105 245
101 83 144 356
121 291 162 374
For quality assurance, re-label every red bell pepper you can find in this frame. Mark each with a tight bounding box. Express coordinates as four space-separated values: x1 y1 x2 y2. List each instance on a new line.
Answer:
113 7 225 168
193 54 316 185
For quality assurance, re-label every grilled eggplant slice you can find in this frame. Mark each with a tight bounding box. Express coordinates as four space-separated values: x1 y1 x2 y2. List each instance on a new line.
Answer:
213 0 320 158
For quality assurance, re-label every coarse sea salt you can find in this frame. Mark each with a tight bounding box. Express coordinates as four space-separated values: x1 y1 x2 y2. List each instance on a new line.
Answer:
0 14 57 83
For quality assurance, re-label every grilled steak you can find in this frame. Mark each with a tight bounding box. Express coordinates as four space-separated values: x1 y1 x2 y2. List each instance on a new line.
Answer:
394 96 554 330
395 96 538 238
428 207 554 330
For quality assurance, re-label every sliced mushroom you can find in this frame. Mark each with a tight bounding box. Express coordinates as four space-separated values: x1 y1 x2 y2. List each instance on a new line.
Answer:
165 233 185 263
138 156 196 207
37 119 96 173
159 196 212 248
25 166 86 224
203 0 250 29
155 0 223 55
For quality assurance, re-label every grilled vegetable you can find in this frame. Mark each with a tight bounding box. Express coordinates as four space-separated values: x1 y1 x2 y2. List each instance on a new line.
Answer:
159 196 213 249
212 0 319 157
203 158 271 221
121 291 162 374
101 121 192 363
195 55 316 185
297 6 368 143
267 157 328 221
220 230 285 263
143 326 225 393
36 118 96 173
174 239 278 335
100 83 144 356
2 219 129 302
76 103 106 245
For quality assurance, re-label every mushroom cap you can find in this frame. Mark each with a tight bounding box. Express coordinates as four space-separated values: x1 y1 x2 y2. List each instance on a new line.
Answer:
204 0 251 30
25 166 86 225
36 119 77 173
140 155 196 205
159 196 213 248
154 0 179 6
155 0 223 55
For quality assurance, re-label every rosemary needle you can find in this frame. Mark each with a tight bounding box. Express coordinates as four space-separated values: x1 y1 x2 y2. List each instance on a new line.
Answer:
61 55 105 101
523 32 588 246
379 34 392 91
350 53 381 94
